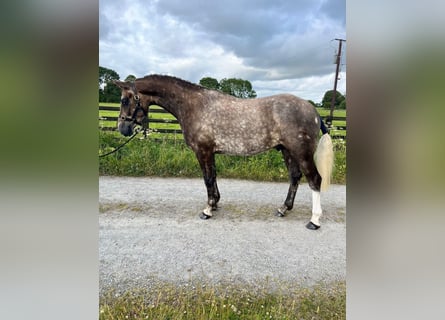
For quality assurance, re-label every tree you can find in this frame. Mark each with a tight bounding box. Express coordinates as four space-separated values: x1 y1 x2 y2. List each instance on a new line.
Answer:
321 90 345 109
219 78 257 98
99 66 119 88
125 74 137 82
199 76 257 98
99 66 121 102
103 82 122 103
199 77 220 90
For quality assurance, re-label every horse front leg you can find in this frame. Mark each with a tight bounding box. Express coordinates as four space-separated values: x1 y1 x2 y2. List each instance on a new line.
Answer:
213 180 220 206
196 150 218 220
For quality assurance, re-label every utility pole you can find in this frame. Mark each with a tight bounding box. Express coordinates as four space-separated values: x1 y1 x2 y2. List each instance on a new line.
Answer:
327 38 346 127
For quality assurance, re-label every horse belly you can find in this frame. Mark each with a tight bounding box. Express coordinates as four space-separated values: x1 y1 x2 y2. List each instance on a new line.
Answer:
214 128 278 156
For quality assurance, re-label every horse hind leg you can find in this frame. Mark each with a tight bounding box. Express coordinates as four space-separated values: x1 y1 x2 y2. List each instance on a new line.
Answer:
276 148 302 217
299 156 323 230
307 190 322 230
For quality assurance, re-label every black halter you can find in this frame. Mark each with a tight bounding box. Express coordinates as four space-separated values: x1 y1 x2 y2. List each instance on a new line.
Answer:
120 83 149 136
121 83 148 125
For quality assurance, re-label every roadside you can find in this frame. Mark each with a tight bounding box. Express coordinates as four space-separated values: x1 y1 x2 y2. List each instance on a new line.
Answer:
99 176 346 295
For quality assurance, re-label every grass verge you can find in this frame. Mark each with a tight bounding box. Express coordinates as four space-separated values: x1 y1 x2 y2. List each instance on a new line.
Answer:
99 132 346 184
99 281 345 320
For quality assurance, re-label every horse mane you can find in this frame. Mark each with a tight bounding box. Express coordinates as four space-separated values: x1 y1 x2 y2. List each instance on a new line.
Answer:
139 74 206 93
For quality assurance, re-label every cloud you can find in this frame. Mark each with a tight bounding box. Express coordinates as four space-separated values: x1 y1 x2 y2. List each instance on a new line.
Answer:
99 0 346 102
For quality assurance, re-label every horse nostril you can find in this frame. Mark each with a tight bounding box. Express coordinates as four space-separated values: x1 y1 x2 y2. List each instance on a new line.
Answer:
120 126 132 136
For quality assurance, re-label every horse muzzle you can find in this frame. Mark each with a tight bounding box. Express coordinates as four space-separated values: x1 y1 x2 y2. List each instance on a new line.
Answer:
118 121 135 136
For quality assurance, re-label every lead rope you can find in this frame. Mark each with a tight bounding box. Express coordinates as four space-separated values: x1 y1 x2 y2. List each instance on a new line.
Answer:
99 127 142 158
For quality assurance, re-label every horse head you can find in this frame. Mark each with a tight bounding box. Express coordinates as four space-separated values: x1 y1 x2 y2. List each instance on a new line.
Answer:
113 80 148 136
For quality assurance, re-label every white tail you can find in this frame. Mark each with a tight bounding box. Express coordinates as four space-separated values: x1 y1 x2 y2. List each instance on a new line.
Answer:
314 133 334 191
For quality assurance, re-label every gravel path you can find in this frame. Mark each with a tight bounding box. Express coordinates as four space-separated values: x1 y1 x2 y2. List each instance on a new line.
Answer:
99 176 346 294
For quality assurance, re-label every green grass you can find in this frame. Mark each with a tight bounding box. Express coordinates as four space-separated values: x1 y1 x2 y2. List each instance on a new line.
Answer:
316 108 346 118
100 281 346 320
99 132 346 184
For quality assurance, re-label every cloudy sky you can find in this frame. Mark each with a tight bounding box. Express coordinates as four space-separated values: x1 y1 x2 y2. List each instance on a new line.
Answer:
99 0 345 103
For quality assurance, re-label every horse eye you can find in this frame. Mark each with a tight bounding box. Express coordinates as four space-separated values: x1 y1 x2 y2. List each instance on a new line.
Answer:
121 97 130 106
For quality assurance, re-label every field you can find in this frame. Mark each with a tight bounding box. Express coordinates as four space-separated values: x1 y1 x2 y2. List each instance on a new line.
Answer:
316 108 346 137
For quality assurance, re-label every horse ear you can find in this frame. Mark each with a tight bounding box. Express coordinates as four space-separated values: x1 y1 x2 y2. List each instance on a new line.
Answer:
113 80 131 90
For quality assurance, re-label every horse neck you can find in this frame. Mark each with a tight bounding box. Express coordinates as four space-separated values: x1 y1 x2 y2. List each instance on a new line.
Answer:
136 78 201 120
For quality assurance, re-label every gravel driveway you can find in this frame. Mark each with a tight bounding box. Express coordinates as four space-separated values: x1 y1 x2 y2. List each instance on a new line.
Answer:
99 176 346 294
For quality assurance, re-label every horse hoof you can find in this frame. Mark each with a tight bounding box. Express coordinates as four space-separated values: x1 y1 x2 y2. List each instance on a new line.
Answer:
275 210 285 217
306 221 320 230
199 212 211 220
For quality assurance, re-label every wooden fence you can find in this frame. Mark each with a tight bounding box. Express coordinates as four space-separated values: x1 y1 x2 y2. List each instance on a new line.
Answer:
99 105 346 139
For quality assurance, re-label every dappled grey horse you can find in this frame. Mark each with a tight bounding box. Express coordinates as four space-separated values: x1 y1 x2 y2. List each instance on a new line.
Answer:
114 75 333 229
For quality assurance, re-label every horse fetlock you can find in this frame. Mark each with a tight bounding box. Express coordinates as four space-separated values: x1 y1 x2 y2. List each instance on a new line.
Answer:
200 205 213 220
284 200 294 210
208 199 218 210
275 205 288 217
